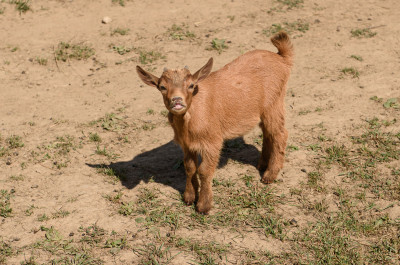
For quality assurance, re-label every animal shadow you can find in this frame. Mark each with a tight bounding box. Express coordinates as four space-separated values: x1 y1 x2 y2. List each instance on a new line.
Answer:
87 137 260 192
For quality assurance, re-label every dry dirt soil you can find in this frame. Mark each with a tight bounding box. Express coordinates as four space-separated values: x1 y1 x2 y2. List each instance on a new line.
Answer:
1 0 400 264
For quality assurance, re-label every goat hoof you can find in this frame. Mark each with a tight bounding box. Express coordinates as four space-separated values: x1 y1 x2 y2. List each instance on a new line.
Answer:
183 192 195 206
196 202 211 215
261 170 278 184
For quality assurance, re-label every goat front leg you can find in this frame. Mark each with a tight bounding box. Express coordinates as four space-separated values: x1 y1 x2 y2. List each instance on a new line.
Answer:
196 146 221 214
183 149 198 206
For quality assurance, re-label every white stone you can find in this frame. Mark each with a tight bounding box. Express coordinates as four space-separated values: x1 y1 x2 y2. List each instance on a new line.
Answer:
102 16 112 24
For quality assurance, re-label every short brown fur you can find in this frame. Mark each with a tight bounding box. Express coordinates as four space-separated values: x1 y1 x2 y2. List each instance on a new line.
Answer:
136 32 293 214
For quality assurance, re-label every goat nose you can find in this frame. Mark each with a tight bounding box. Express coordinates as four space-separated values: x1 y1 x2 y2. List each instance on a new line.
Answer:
172 96 182 102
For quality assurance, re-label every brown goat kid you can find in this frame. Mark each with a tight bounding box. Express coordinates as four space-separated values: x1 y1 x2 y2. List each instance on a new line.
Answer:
136 32 293 214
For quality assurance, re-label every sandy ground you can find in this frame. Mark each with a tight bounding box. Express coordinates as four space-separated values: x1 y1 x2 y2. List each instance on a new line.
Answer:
1 0 399 264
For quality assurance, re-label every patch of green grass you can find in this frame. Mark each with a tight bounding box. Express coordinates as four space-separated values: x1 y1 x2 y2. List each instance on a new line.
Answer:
133 243 176 265
37 214 50 222
119 202 135 216
89 132 101 143
34 226 71 253
52 209 70 219
97 166 126 183
10 0 31 14
383 98 399 109
146 108 155 115
104 236 127 254
93 112 126 131
112 0 127 6
170 236 230 264
341 67 359 78
111 45 132 55
167 24 196 40
241 175 255 188
104 191 123 204
296 216 362 264
263 21 309 36
306 171 325 192
0 190 13 218
111 27 130 36
212 178 236 188
287 144 299 151
351 28 377 38
9 174 24 181
95 145 119 159
7 135 24 148
276 0 304 8
0 240 14 264
79 224 106 245
141 123 156 131
53 135 76 155
55 42 95 62
0 7 5 15
139 50 165 65
324 144 352 168
350 54 363 61
160 110 169 117
308 144 322 152
20 256 38 265
299 109 311 115
208 38 228 54
370 95 383 103
97 166 116 177
25 205 36 216
34 57 48 65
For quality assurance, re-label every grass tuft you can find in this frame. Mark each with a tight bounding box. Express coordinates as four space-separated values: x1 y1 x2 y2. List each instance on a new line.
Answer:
341 67 359 78
351 28 377 38
209 38 228 54
0 190 13 218
55 42 95 62
167 24 196 40
10 0 31 14
263 21 309 36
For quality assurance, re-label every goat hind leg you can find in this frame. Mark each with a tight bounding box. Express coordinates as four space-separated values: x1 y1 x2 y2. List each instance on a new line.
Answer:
260 109 288 184
257 122 272 172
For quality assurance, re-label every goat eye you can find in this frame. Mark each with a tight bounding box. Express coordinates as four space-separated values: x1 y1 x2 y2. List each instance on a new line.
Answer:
188 84 194 90
159 85 167 91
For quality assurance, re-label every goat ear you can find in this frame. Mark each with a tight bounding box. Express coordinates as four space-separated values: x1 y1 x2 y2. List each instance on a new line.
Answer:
136 65 159 87
192 58 213 83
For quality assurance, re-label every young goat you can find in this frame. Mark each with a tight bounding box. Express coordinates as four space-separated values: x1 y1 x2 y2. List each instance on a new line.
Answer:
136 32 293 214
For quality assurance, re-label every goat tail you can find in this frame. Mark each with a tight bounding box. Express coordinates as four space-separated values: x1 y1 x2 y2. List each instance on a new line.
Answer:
271 31 293 65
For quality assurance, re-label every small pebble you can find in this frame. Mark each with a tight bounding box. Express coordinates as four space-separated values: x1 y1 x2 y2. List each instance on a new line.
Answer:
31 185 39 189
69 232 74 237
289 218 298 225
301 168 307 173
6 158 12 165
102 16 112 24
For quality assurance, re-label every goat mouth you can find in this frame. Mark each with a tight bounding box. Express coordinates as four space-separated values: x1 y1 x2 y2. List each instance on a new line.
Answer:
170 102 186 111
